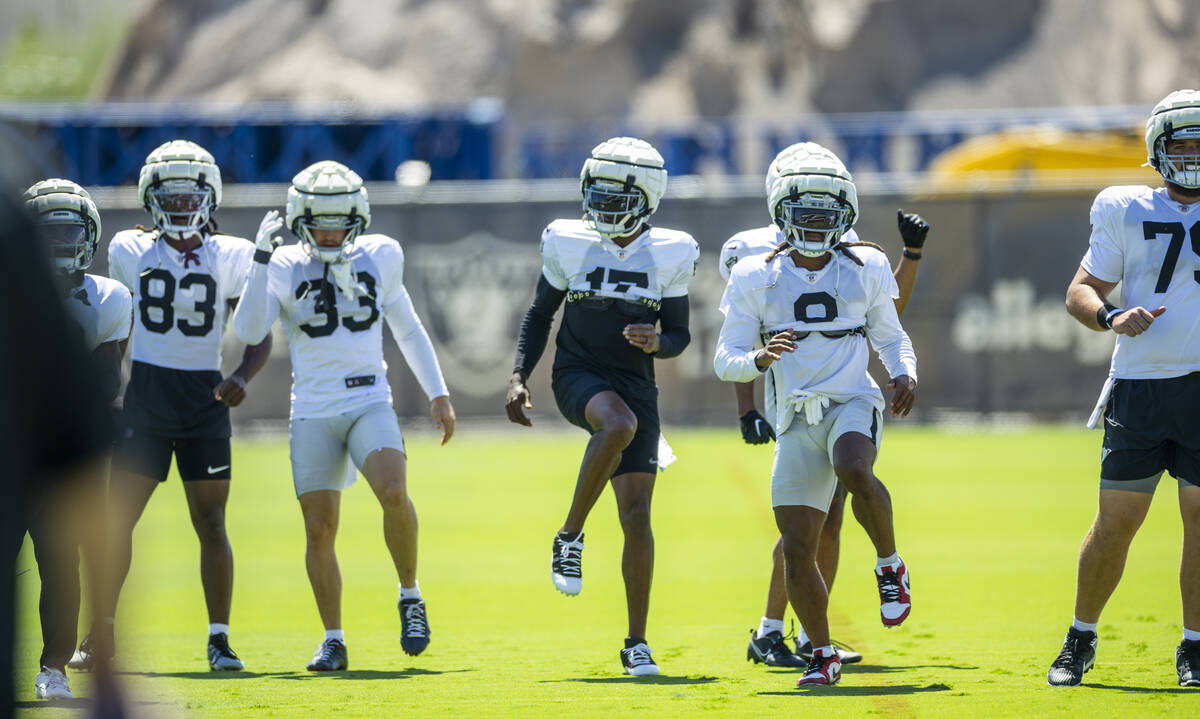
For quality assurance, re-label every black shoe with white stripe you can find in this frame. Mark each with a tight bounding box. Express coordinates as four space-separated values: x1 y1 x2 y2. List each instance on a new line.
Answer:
620 641 660 676
399 599 431 656
1177 639 1200 687
1047 627 1097 686
552 531 584 595
747 629 805 668
306 639 348 671
207 633 244 671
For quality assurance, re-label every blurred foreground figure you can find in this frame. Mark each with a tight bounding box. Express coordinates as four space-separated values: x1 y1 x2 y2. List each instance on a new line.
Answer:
0 179 123 716
18 180 130 701
1048 89 1200 688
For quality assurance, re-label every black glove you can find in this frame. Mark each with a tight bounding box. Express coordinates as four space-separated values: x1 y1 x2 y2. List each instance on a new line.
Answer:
896 209 930 249
739 409 775 445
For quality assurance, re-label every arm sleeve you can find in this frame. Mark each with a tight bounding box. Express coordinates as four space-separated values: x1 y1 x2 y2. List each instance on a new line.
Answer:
513 274 566 377
383 285 450 400
713 275 768 382
865 264 918 382
232 260 281 345
654 295 690 359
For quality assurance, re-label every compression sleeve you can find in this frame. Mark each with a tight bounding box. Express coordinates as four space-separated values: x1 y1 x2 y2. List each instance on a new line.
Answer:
232 260 280 345
512 274 566 377
653 295 690 359
383 285 449 400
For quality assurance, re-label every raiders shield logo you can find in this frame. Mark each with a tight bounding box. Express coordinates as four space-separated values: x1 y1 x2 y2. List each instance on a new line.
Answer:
405 231 543 398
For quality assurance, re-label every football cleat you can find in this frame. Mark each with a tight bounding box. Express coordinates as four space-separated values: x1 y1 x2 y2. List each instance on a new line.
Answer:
796 638 863 665
67 632 111 672
875 559 911 627
1046 627 1097 686
207 633 244 671
1176 639 1200 687
34 666 72 700
796 649 842 686
306 639 348 672
552 531 584 595
620 642 660 676
747 628 805 668
399 599 431 656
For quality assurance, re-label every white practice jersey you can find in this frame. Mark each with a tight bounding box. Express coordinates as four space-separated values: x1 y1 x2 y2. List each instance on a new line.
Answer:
65 274 132 352
714 244 916 435
718 226 860 281
108 230 253 371
233 234 449 420
1084 185 1200 379
542 219 698 300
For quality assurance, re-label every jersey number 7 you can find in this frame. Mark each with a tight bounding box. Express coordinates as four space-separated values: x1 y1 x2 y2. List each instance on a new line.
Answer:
1144 221 1200 293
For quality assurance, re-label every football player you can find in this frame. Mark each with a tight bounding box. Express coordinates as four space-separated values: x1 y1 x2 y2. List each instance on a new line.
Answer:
1046 90 1200 688
505 137 699 676
233 161 454 671
722 154 930 668
72 140 272 673
714 142 917 687
17 179 130 700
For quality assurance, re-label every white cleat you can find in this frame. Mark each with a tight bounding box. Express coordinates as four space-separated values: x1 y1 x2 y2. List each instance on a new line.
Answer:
35 667 72 700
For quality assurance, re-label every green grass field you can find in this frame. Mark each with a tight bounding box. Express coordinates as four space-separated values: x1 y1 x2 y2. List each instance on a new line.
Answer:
13 426 1200 717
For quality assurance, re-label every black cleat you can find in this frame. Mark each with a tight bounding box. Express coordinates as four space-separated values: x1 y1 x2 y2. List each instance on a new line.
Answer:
207 633 244 671
552 531 584 595
1177 639 1200 687
1047 627 1097 686
306 639 348 671
747 629 806 668
399 599 431 656
796 639 863 665
620 642 660 676
67 633 112 672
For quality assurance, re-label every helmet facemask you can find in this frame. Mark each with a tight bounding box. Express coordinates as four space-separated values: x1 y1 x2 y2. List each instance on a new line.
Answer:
582 178 648 238
1155 126 1200 189
774 192 852 257
297 210 364 264
39 208 95 272
147 179 215 238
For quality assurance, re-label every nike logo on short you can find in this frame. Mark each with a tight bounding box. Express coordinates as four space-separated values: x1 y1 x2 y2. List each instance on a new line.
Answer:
207 464 230 474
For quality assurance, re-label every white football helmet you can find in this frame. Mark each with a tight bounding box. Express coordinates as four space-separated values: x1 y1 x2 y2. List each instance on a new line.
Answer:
285 160 371 264
23 178 102 272
579 137 668 238
1146 89 1200 189
766 142 858 257
137 140 222 238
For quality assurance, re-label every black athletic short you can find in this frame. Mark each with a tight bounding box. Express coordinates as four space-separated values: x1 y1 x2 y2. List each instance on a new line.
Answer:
552 363 660 477
112 430 231 482
1101 372 1200 486
114 361 232 482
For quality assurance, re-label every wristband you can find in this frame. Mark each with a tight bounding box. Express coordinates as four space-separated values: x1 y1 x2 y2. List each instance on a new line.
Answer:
253 249 272 264
1096 304 1122 330
902 249 922 260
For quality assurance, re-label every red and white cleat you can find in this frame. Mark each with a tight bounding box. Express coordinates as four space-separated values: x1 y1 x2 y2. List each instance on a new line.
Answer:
876 559 911 627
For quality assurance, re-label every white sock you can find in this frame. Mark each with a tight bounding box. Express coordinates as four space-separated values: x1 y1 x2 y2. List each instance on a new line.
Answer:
399 581 422 601
876 552 900 569
209 623 229 637
325 629 344 642
1184 627 1200 642
814 644 835 658
1071 617 1098 634
756 617 784 639
797 627 810 648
